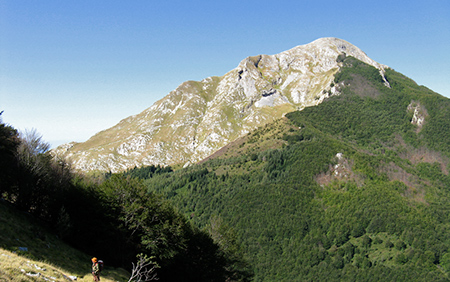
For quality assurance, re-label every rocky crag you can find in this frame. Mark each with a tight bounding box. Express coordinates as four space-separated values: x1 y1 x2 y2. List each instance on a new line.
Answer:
53 37 389 172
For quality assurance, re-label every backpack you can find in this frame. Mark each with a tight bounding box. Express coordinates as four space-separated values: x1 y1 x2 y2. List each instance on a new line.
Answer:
98 260 104 272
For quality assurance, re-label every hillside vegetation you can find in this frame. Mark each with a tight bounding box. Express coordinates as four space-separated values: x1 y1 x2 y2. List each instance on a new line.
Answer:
121 56 450 281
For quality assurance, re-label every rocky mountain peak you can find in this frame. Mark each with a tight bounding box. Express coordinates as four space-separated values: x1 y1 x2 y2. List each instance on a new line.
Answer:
53 38 390 172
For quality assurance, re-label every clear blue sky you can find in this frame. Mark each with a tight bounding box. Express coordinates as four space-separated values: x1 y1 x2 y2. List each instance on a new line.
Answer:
1 0 449 147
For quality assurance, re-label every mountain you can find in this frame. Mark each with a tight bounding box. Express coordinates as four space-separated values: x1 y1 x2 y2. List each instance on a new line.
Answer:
126 55 450 281
53 37 390 172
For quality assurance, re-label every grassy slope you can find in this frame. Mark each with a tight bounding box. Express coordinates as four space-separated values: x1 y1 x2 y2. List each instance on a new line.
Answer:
0 200 129 281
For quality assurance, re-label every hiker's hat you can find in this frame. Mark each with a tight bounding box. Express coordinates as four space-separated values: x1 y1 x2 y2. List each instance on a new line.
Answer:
92 257 98 263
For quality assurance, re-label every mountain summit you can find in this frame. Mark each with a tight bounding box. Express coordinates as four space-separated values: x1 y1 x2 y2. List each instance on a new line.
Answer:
54 38 389 172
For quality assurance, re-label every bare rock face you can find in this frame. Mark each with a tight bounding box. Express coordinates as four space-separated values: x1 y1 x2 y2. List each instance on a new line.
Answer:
407 101 428 132
53 38 389 172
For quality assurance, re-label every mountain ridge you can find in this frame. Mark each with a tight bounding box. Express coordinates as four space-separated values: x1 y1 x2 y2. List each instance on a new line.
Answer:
53 37 390 172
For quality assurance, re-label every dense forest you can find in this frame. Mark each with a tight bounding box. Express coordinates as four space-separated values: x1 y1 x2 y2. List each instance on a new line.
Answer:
2 55 450 281
121 56 450 281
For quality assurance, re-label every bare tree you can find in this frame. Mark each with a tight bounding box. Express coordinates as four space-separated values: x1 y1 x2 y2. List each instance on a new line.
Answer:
13 128 73 222
128 254 159 282
16 128 51 176
14 128 52 211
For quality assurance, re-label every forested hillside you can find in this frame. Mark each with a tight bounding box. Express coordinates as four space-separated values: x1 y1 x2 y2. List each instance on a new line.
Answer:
124 56 450 281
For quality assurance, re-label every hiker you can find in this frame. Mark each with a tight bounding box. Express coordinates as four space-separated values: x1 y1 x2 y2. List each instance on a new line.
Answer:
91 257 101 281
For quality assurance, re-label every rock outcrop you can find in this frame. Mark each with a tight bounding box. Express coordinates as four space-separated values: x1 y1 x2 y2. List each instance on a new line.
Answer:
407 101 428 132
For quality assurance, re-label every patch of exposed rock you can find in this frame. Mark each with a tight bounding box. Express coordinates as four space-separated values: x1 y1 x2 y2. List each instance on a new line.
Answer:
407 101 428 132
316 153 364 187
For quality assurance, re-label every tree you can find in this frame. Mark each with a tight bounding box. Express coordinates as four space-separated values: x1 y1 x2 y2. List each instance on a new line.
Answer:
14 128 51 211
207 216 253 281
100 175 188 261
128 254 159 282
0 114 20 197
9 128 73 224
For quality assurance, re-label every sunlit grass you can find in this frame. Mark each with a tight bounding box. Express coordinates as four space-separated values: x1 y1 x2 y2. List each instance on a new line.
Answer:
0 248 131 281
0 248 85 281
0 201 130 282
